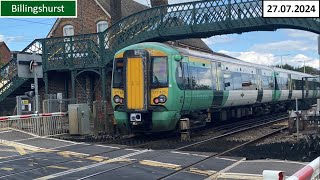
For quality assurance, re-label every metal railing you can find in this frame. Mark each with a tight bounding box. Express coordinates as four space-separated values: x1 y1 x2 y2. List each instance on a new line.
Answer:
0 112 68 137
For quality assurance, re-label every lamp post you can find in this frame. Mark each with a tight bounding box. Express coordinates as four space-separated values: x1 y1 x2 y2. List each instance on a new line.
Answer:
275 54 291 68
297 59 312 73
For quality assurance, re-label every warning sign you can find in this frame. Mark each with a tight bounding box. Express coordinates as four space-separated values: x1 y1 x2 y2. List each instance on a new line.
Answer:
21 100 29 105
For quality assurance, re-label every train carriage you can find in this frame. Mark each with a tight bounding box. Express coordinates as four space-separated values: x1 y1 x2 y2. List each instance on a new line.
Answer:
111 42 319 133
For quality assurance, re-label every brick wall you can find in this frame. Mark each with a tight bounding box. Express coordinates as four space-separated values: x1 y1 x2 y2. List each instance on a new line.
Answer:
0 43 11 65
49 0 110 37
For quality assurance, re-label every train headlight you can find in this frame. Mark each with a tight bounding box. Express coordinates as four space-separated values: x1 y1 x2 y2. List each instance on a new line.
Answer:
158 95 167 103
113 95 121 103
153 98 159 104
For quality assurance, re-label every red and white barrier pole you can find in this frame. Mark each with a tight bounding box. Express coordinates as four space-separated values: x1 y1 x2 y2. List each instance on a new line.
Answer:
263 170 285 180
0 112 68 121
287 157 320 180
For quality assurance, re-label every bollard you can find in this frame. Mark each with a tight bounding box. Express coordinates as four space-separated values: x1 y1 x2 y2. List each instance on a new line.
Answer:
288 111 297 135
180 118 190 141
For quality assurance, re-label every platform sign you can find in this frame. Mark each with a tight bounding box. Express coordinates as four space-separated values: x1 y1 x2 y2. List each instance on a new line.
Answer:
17 53 43 78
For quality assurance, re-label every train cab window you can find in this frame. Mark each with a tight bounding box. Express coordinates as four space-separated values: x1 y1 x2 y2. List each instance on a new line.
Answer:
151 57 168 87
113 59 124 88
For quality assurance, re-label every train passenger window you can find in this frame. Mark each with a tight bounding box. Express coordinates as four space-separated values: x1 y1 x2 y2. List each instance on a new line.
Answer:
113 59 123 88
224 72 233 90
293 80 303 90
241 73 257 90
190 66 212 90
281 78 288 90
151 57 168 87
233 72 242 90
262 76 273 90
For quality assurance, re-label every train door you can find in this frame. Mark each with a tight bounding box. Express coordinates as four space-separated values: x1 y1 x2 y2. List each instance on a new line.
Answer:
256 69 263 102
288 74 293 99
181 58 191 111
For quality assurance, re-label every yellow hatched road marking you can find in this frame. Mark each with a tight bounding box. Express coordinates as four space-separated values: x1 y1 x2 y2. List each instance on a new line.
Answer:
139 160 181 170
189 168 216 176
0 167 14 171
14 146 27 155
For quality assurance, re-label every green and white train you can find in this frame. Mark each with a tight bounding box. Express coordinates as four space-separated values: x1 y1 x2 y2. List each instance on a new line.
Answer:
111 42 320 132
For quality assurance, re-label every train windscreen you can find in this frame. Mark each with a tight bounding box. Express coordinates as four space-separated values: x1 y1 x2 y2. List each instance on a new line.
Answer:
151 57 168 88
113 58 123 88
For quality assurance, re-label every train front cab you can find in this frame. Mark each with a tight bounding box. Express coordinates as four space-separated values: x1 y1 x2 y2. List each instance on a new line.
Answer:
111 47 181 132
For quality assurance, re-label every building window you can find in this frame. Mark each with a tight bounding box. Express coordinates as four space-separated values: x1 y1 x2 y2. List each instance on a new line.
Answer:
97 21 108 33
63 25 74 36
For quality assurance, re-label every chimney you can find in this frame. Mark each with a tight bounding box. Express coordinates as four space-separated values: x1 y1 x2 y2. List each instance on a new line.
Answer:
110 0 122 25
150 0 168 7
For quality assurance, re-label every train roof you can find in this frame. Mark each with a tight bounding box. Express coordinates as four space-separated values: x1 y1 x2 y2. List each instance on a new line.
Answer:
120 42 317 80
173 44 316 79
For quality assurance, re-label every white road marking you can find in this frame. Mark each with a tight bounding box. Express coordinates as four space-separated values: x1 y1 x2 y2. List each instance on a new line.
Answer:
35 149 152 180
171 151 209 158
0 130 13 134
95 145 120 149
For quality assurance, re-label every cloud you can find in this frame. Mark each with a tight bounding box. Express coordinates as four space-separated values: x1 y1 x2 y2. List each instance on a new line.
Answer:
284 29 318 40
250 40 317 53
0 34 25 44
218 50 320 70
0 35 4 42
202 35 234 46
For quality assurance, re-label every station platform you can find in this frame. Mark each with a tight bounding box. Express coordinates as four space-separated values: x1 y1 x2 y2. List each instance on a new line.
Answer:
0 129 307 179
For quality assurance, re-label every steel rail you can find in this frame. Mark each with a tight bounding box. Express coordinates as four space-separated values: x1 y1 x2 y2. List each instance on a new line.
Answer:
75 116 288 179
159 127 288 180
0 114 287 179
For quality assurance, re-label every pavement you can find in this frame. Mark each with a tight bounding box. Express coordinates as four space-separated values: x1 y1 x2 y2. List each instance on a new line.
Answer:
0 129 307 180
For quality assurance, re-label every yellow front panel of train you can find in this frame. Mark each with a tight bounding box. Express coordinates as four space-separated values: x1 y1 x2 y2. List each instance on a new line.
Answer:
126 57 144 109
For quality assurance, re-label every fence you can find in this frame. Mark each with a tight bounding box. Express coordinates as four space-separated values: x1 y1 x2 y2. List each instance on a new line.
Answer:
43 98 76 113
0 112 68 138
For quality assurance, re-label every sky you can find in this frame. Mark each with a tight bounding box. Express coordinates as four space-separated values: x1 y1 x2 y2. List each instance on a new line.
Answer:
0 0 319 70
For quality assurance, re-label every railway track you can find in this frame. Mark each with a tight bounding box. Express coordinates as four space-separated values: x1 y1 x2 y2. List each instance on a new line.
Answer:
0 114 288 179
67 115 289 179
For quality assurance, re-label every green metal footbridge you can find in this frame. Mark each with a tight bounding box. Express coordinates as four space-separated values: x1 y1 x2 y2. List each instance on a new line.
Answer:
1 0 319 103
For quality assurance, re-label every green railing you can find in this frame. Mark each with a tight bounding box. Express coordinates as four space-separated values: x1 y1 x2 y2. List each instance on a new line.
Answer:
0 39 43 102
42 0 319 71
0 59 28 102
1 0 320 101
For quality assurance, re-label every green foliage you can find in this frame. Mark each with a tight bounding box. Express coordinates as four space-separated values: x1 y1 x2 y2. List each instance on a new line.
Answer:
275 63 320 75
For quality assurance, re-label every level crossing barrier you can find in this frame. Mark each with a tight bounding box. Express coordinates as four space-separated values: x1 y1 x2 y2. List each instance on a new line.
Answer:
0 112 68 138
287 157 320 180
263 157 320 180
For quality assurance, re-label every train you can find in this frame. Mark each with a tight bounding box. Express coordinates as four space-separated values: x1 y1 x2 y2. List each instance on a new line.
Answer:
111 42 320 133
